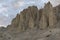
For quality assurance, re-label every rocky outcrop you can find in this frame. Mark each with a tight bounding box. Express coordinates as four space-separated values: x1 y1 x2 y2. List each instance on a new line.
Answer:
0 2 60 40
7 14 20 33
39 2 57 29
39 11 47 29
7 6 40 32
43 2 57 28
54 5 60 21
7 2 58 32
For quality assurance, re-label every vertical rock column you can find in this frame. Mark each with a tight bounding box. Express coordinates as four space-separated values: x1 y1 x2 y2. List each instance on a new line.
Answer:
39 10 47 29
29 17 34 29
28 6 39 29
46 2 57 27
18 12 26 32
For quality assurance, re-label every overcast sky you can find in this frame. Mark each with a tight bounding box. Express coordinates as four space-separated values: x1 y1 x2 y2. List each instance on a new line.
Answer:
0 0 60 27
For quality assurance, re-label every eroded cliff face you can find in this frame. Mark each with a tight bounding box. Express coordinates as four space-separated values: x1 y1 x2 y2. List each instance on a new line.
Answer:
7 2 58 33
0 2 60 40
7 2 57 32
41 2 57 28
7 6 40 33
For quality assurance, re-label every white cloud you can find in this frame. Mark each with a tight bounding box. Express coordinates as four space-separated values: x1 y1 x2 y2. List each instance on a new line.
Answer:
18 1 25 6
0 3 9 18
13 1 25 9
0 8 7 13
0 3 8 13
26 1 35 4
0 25 5 27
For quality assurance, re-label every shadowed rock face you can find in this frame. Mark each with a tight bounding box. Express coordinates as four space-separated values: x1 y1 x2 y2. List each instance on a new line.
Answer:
0 2 60 40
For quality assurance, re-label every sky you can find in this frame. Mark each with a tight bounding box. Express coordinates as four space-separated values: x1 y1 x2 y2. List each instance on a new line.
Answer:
0 0 60 27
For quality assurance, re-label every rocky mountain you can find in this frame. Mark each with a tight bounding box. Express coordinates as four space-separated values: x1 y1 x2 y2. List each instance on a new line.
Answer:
7 2 57 32
0 2 60 40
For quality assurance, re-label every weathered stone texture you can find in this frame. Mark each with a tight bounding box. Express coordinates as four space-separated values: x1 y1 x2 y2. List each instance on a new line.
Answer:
0 2 60 40
44 2 57 27
7 2 58 32
39 13 47 29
